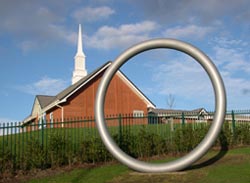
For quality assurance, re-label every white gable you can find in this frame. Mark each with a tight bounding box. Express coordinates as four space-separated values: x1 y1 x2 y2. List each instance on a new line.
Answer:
31 97 42 117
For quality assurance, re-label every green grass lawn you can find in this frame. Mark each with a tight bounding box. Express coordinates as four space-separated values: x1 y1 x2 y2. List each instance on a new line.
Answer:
27 147 250 183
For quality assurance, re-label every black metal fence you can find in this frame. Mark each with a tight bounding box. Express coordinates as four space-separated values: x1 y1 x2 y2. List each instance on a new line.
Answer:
0 110 250 173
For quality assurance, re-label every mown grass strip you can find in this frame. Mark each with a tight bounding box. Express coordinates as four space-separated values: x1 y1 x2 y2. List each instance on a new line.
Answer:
27 147 250 183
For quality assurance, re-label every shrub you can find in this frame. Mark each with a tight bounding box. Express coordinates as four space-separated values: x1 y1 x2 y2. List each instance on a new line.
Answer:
172 124 211 154
0 147 12 173
48 132 72 167
1 120 249 173
113 132 138 158
79 137 112 164
151 133 168 156
23 138 46 170
134 126 167 158
233 124 250 146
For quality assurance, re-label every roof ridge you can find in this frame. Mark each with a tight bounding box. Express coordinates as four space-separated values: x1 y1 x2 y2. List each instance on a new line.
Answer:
55 61 112 101
150 108 206 113
36 94 55 97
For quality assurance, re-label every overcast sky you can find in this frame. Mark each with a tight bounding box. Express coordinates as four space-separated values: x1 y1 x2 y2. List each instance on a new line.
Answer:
0 0 250 122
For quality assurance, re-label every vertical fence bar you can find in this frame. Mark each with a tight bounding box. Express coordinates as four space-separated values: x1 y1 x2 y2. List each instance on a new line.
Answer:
37 120 39 144
22 124 25 170
9 122 13 172
18 122 21 170
77 117 80 153
118 114 122 146
64 118 67 162
45 119 48 168
6 123 9 148
231 110 236 135
74 118 77 154
23 124 30 171
156 113 159 135
13 122 17 172
10 122 13 160
26 123 29 169
2 123 5 159
70 118 73 154
41 118 44 149
75 118 77 155
182 112 185 126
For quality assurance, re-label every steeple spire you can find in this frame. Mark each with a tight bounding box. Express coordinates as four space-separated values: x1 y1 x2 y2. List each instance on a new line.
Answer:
76 24 85 57
72 24 87 85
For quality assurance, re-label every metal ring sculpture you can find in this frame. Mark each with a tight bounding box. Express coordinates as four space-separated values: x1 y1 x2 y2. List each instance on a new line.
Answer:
95 38 226 173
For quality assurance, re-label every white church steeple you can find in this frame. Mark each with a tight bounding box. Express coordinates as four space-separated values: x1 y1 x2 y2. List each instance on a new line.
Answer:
72 24 87 85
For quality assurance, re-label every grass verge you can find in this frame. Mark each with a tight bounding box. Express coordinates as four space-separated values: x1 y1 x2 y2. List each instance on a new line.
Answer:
27 147 250 183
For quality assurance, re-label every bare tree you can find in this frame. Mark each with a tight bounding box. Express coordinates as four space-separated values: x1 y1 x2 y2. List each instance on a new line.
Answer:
167 94 175 109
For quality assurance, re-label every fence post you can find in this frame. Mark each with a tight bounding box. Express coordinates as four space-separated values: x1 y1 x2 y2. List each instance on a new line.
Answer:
10 122 13 158
41 118 44 148
13 122 17 172
231 110 236 135
182 112 185 126
2 123 5 157
118 114 122 146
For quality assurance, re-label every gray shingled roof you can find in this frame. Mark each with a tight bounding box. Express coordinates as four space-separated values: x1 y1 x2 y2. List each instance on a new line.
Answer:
148 108 207 115
37 95 57 109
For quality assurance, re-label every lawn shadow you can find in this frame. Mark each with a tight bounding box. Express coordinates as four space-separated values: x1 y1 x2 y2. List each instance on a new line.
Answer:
185 131 229 171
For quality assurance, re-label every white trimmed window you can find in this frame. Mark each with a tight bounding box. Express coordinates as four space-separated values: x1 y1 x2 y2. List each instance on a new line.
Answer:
43 113 46 127
50 112 54 128
38 117 42 130
39 113 46 129
133 110 144 117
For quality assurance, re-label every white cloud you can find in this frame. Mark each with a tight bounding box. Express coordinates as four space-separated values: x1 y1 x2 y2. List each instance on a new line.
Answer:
212 37 250 73
149 36 250 110
86 21 157 49
19 40 37 53
213 37 249 48
17 24 77 52
18 76 69 96
163 25 214 39
152 56 214 106
222 74 250 109
0 2 76 52
150 57 250 110
135 0 250 25
72 6 115 22
47 24 77 44
210 37 250 109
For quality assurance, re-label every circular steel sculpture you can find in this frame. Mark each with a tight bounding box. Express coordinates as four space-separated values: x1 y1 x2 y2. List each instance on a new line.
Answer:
95 38 226 173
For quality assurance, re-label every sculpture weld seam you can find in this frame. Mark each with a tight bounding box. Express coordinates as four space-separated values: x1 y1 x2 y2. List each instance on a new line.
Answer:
95 38 227 173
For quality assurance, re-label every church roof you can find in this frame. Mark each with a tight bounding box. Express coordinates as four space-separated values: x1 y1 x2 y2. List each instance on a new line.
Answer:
56 61 111 102
36 95 57 109
50 61 155 109
33 61 111 111
148 108 208 116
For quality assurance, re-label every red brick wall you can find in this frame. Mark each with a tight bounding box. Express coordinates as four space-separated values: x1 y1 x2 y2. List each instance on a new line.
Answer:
45 70 148 122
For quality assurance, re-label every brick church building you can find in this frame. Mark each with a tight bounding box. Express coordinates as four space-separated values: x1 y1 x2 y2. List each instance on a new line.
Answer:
22 25 155 129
